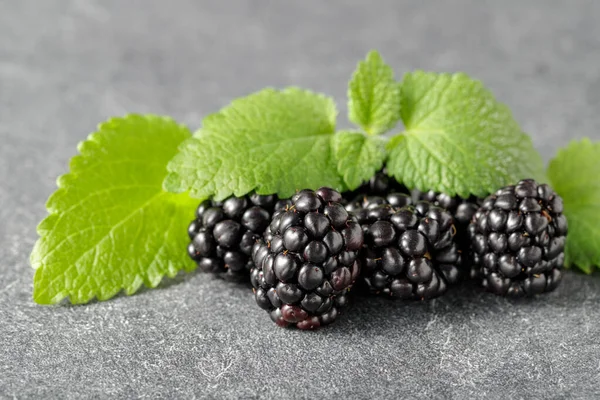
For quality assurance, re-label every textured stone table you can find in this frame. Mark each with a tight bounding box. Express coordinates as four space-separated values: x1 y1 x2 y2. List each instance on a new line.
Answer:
1 1 600 398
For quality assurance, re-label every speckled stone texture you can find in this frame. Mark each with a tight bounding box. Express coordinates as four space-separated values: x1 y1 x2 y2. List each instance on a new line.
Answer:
1 1 600 398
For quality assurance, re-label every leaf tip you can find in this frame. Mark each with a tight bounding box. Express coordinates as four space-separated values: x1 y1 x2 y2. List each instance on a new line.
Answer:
365 49 383 62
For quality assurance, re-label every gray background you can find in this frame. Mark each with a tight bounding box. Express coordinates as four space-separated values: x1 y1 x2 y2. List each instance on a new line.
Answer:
1 0 600 399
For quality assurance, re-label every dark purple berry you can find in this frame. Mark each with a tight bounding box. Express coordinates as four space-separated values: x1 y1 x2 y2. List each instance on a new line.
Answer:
469 179 567 297
273 252 299 282
351 199 460 300
255 288 271 310
297 316 321 330
344 170 410 199
283 226 310 253
341 222 364 251
213 220 242 248
251 188 361 329
223 197 249 219
316 187 343 203
368 221 396 247
278 211 302 235
301 293 324 312
241 207 270 233
399 230 427 257
303 241 328 264
187 193 288 281
280 304 308 323
414 190 483 278
294 191 322 213
304 212 330 239
323 231 343 254
324 204 349 230
276 282 303 304
298 264 325 291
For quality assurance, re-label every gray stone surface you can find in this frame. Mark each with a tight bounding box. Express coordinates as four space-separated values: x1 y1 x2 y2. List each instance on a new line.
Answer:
1 0 600 398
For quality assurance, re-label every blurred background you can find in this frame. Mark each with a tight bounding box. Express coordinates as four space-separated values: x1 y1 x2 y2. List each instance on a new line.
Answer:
4 1 600 160
2 1 600 398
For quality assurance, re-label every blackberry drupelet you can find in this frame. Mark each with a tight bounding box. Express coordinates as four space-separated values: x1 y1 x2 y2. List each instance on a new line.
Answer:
250 187 363 329
187 194 291 281
349 196 462 299
416 190 482 278
469 179 567 297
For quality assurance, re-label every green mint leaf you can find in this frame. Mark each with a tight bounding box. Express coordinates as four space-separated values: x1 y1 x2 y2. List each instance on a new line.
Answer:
347 50 401 135
548 138 600 274
30 115 197 304
332 131 386 190
387 71 545 198
164 87 344 200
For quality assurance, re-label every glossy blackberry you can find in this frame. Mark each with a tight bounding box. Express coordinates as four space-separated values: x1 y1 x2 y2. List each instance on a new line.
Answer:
343 169 409 201
351 198 461 300
251 187 363 329
415 190 482 278
187 194 291 281
469 179 567 297
345 191 413 225
415 190 481 227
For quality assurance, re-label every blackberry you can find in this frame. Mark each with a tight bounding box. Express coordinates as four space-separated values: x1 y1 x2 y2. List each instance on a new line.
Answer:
415 190 482 278
469 179 567 297
250 187 363 329
349 196 462 299
343 169 409 200
415 190 481 228
345 191 413 224
187 194 291 280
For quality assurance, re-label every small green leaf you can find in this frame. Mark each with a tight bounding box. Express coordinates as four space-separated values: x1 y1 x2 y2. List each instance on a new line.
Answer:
548 138 600 274
30 115 198 305
347 50 401 135
164 87 345 200
332 131 386 190
387 71 545 198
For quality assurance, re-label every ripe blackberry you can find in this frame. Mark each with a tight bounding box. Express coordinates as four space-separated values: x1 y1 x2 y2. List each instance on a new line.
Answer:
343 169 409 200
345 191 413 224
415 190 482 278
415 190 481 228
187 194 291 280
250 187 363 329
469 179 567 297
349 197 462 299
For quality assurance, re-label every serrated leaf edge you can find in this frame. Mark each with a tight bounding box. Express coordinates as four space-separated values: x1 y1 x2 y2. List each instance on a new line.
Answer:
548 138 600 273
387 71 546 198
163 87 343 200
30 114 196 304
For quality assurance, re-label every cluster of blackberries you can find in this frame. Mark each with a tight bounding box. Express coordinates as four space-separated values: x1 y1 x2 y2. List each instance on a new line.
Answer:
186 174 567 330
